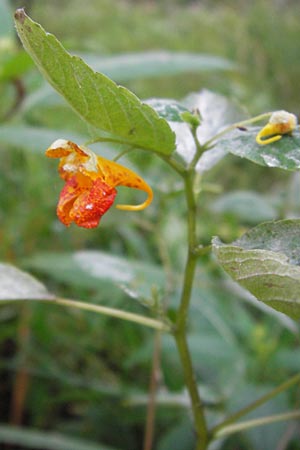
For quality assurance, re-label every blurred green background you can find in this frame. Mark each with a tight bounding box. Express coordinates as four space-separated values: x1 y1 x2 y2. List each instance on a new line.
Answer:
1 0 300 449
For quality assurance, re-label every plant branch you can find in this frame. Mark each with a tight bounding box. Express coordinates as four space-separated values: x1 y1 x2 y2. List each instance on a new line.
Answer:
174 173 208 449
214 410 300 440
211 371 300 437
53 298 170 331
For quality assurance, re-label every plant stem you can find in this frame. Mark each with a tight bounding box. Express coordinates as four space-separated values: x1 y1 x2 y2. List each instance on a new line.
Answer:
143 331 161 450
203 112 273 149
211 371 300 437
53 298 170 331
174 173 208 449
214 410 300 440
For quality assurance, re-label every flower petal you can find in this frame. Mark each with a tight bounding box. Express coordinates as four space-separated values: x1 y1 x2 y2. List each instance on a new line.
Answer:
57 174 116 228
97 156 153 211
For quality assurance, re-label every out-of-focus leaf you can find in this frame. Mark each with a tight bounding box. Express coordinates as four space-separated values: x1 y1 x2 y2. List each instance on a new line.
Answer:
0 0 13 38
285 172 300 218
157 418 195 450
145 98 190 122
25 251 165 304
186 89 247 144
172 90 247 170
0 51 33 81
0 424 115 450
227 384 289 450
14 10 175 155
0 124 87 153
0 263 53 301
82 51 237 81
169 122 196 165
213 219 300 319
214 127 300 171
210 190 277 224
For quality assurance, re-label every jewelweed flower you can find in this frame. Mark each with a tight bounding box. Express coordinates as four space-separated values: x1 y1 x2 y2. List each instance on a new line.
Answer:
46 139 153 229
256 110 297 145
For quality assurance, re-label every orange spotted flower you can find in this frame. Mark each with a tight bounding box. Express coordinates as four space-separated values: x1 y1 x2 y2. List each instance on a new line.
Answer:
46 139 153 229
256 110 298 145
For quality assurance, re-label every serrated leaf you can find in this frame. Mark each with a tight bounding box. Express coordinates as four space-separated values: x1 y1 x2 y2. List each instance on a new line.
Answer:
14 10 175 154
213 127 300 171
212 220 300 319
0 263 53 301
25 251 165 304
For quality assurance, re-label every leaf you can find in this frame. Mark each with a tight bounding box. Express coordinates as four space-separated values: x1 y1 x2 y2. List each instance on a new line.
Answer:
210 190 277 225
0 124 86 152
21 49 236 114
0 51 33 82
14 10 175 155
213 127 300 171
172 89 247 171
185 89 248 144
82 51 237 81
0 0 13 38
145 98 190 122
212 220 300 319
25 251 165 304
0 263 53 301
0 424 115 450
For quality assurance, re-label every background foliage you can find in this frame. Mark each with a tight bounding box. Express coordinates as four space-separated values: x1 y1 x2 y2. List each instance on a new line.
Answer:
1 0 300 449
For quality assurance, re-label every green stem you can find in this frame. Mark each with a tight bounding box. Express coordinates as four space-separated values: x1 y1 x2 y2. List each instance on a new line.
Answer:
211 371 300 437
214 410 300 440
175 173 208 449
203 112 273 149
53 298 170 331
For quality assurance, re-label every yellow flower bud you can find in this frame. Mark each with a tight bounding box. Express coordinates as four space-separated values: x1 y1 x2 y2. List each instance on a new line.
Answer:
256 110 297 145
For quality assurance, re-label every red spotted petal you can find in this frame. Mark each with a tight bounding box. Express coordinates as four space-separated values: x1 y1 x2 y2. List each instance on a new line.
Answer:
57 174 117 229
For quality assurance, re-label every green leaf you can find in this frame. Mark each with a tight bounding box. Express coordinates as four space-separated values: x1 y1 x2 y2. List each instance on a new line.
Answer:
214 127 300 171
14 9 175 155
25 251 165 304
145 98 190 122
0 0 13 38
0 51 33 82
0 124 86 152
82 51 237 81
0 424 115 450
185 89 247 144
210 190 277 225
172 90 247 171
212 219 300 319
0 263 53 301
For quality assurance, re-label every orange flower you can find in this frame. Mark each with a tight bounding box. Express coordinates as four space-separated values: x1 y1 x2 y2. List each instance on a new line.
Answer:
46 139 153 229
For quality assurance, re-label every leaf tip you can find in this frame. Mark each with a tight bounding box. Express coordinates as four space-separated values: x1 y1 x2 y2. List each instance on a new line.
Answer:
14 8 27 24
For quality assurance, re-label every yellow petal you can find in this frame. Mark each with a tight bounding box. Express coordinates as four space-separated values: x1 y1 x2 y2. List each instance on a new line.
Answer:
256 124 283 145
